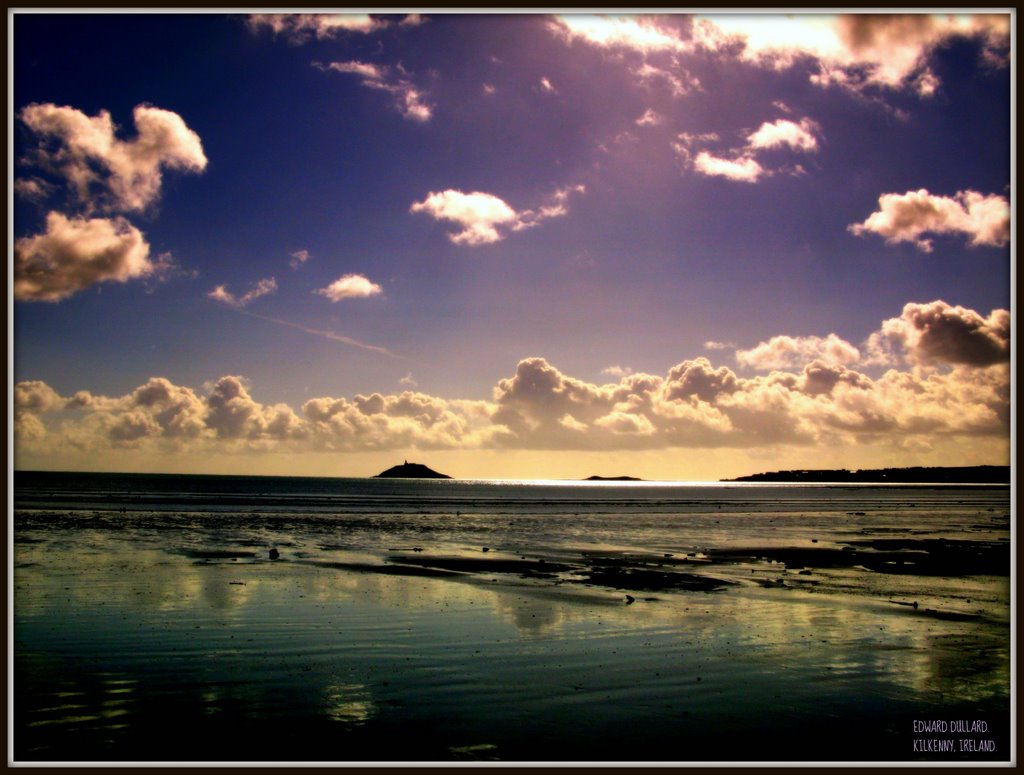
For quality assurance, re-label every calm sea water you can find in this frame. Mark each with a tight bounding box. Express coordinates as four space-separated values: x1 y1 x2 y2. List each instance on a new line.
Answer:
12 471 1012 763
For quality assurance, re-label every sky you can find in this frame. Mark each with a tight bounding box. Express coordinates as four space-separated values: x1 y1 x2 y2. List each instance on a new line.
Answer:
10 11 1013 480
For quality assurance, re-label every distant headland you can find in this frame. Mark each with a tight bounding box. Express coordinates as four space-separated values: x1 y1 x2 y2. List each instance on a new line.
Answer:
584 475 643 481
374 461 452 479
723 465 1009 484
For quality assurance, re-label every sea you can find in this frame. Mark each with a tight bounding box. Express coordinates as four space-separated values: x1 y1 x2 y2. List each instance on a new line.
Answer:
11 471 1013 763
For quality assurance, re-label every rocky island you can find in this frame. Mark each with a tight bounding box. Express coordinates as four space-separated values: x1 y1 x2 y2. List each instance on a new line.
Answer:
584 475 643 481
374 461 452 479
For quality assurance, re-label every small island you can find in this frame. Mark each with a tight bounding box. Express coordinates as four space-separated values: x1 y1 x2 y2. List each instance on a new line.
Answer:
584 475 643 481
374 461 452 479
722 465 1009 484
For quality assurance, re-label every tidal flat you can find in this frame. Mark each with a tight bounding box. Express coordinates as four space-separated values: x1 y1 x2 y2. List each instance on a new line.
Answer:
12 473 1011 763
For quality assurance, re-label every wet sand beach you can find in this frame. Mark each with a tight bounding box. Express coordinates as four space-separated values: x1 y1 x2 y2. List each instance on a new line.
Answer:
12 474 1011 763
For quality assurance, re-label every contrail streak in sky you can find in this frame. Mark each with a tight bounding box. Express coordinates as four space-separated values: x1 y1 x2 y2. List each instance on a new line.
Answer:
222 305 416 362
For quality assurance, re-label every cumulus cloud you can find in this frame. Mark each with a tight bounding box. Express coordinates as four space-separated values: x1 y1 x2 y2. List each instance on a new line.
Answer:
289 249 311 269
248 13 388 42
19 103 207 212
865 301 1010 367
315 273 383 302
208 277 277 307
737 334 861 370
746 117 820 152
692 151 765 183
692 13 1010 96
315 60 432 122
410 185 585 245
848 189 1010 252
676 113 819 183
15 310 1009 461
14 211 162 302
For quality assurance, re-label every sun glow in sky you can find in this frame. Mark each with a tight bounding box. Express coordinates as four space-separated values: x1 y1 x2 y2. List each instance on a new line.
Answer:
11 12 1012 480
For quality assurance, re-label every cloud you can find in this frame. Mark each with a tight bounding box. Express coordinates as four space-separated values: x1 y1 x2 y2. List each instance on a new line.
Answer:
601 365 634 378
315 61 432 122
15 305 1009 460
549 16 702 98
19 103 207 212
746 118 819 152
482 83 497 96
736 334 861 370
635 109 663 127
676 110 820 183
692 151 765 183
539 76 557 94
632 62 700 96
248 13 388 43
692 14 1010 96
410 185 585 246
315 273 383 302
14 211 163 302
289 249 311 269
848 189 1010 252
703 340 736 351
208 277 277 307
549 15 689 54
14 177 55 202
865 301 1010 367
399 373 418 388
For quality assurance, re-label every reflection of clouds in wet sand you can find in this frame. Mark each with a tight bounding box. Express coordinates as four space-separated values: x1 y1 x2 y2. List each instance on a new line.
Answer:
675 589 1009 703
322 682 375 725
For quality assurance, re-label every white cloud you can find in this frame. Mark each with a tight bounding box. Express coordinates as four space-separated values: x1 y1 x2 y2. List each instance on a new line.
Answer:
848 189 1010 252
601 365 634 378
539 76 557 94
315 273 383 302
399 373 418 388
19 103 207 212
736 334 861 370
290 249 311 269
410 185 585 246
482 83 497 96
315 61 432 122
692 151 764 183
692 14 1010 96
746 117 819 152
703 340 736 351
549 15 689 54
248 13 388 42
676 111 820 183
14 211 160 302
208 277 277 307
633 62 699 97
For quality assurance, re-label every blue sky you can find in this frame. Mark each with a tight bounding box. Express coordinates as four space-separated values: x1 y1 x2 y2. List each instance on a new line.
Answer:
12 13 1012 479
